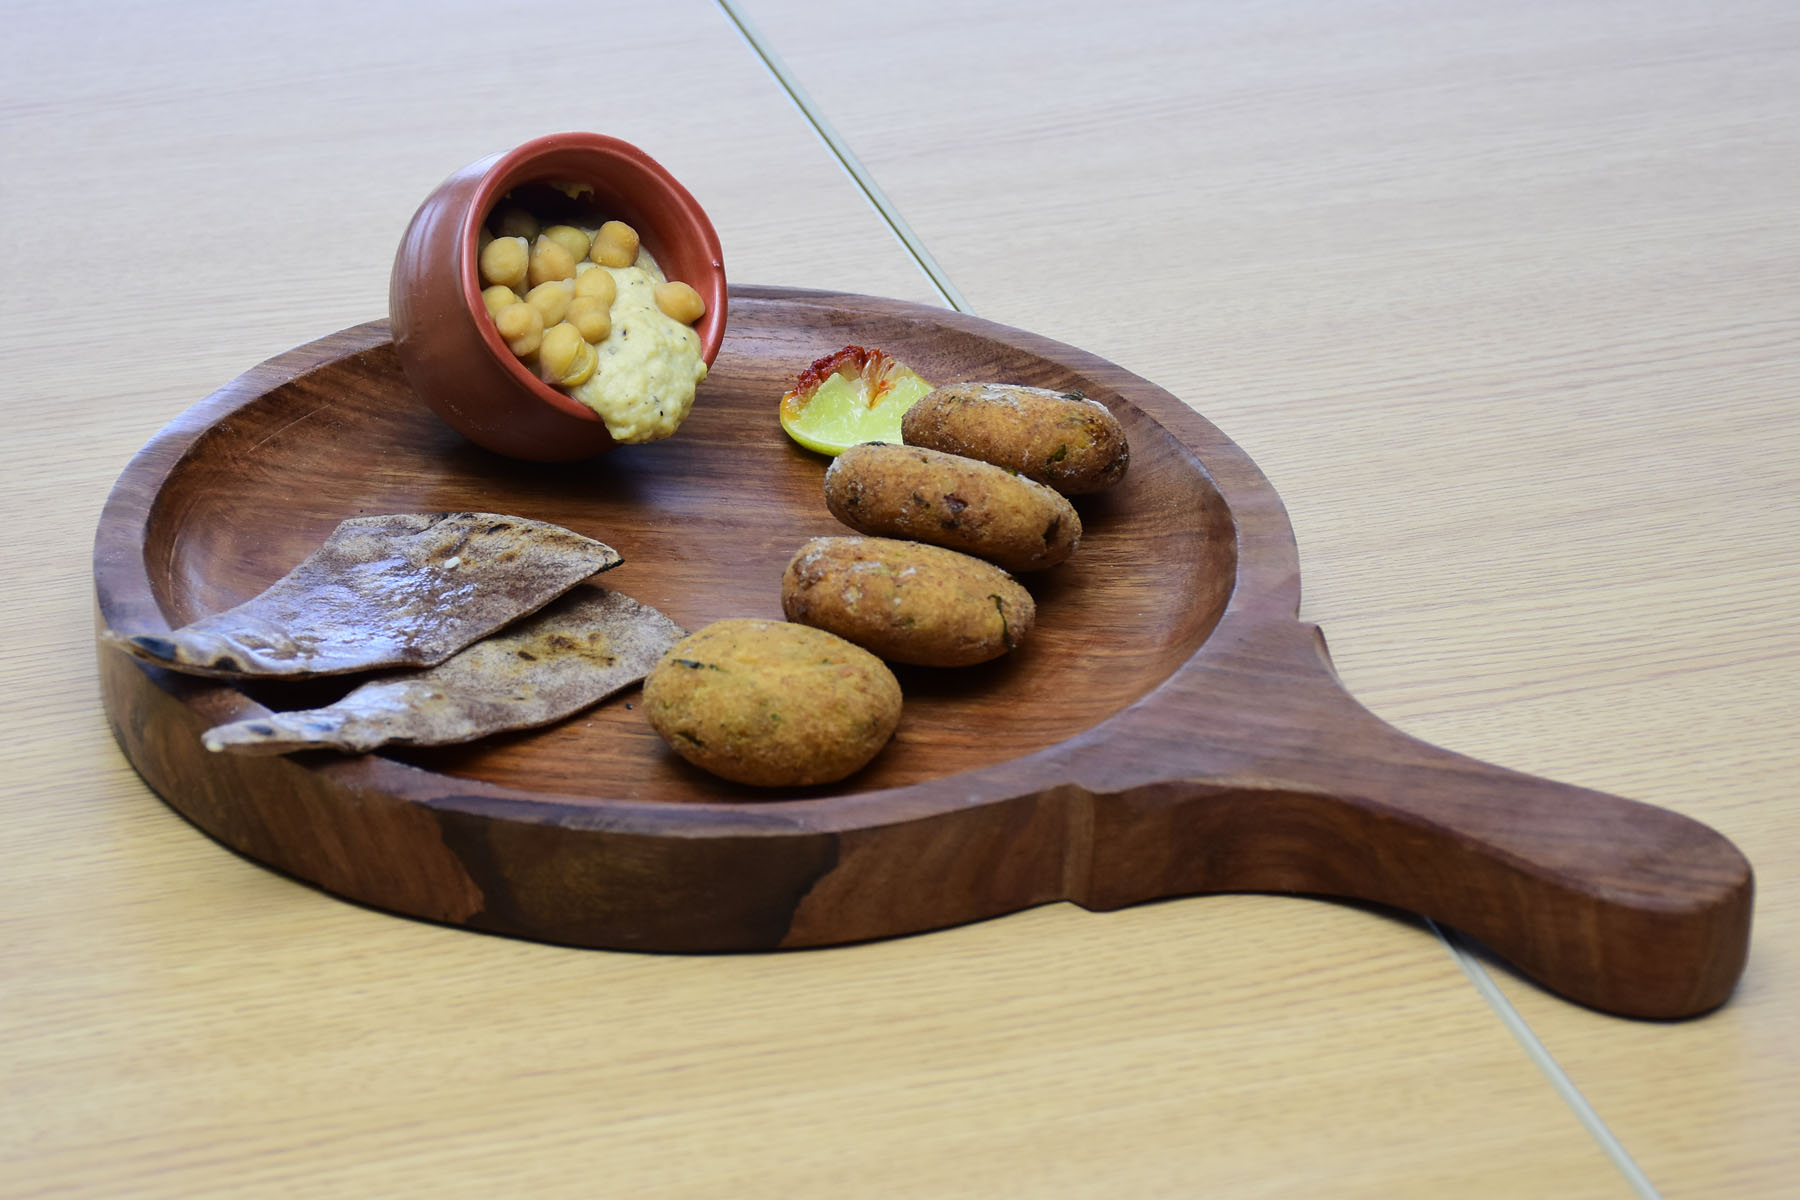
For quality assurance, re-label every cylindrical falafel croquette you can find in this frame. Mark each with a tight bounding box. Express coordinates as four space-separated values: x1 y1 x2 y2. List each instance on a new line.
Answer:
823 443 1081 573
783 536 1036 667
901 382 1130 495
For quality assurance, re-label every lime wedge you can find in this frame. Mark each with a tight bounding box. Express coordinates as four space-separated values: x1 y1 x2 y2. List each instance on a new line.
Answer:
779 346 934 455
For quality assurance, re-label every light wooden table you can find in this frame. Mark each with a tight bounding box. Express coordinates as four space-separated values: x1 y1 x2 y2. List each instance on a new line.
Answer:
4 1 1794 1196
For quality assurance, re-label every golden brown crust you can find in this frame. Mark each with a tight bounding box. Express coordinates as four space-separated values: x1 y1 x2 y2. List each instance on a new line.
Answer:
782 536 1036 667
642 618 902 787
901 382 1129 494
822 443 1080 573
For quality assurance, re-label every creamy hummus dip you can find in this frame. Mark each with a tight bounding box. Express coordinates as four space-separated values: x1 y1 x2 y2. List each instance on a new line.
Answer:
570 252 707 444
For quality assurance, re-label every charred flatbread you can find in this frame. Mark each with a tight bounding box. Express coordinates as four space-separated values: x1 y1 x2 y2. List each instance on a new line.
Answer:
200 586 683 755
104 512 620 679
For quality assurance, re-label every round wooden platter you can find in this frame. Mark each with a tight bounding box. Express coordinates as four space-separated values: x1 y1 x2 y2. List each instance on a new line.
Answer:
95 286 1752 1019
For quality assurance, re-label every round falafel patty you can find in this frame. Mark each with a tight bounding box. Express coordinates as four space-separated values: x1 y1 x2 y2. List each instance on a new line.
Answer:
643 618 902 787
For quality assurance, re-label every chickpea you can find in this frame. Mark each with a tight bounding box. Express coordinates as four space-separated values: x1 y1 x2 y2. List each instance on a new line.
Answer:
493 301 544 357
591 220 640 268
525 279 574 326
477 226 494 253
491 207 538 241
567 295 612 343
654 280 706 324
542 224 591 263
538 321 586 383
479 236 529 291
572 265 617 306
528 236 577 287
561 338 598 387
481 285 521 317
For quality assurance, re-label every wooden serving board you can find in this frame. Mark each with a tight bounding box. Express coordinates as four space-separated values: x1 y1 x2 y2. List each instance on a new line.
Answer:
94 286 1752 1019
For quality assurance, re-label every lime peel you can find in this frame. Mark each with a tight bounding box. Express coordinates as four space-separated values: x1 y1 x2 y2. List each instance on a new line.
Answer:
779 345 934 456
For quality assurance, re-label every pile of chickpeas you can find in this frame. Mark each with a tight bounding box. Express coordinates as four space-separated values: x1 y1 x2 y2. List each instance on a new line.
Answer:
475 205 706 390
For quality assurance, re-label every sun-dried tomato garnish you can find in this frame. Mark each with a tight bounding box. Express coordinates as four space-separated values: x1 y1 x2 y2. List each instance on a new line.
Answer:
783 345 912 410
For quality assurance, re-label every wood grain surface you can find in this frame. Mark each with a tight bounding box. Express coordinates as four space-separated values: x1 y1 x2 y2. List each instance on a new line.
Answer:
6 0 1797 1196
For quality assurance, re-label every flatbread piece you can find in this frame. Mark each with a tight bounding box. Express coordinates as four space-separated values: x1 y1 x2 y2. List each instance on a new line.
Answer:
201 586 684 755
105 512 620 679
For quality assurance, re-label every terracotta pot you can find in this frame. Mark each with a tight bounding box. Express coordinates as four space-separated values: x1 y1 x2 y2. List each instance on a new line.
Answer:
389 132 727 461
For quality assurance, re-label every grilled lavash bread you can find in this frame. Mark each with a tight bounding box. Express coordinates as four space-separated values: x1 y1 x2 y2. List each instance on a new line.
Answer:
103 512 620 679
201 586 684 755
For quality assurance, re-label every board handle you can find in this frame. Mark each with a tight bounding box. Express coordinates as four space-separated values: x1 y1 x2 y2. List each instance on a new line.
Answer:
1076 621 1754 1019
